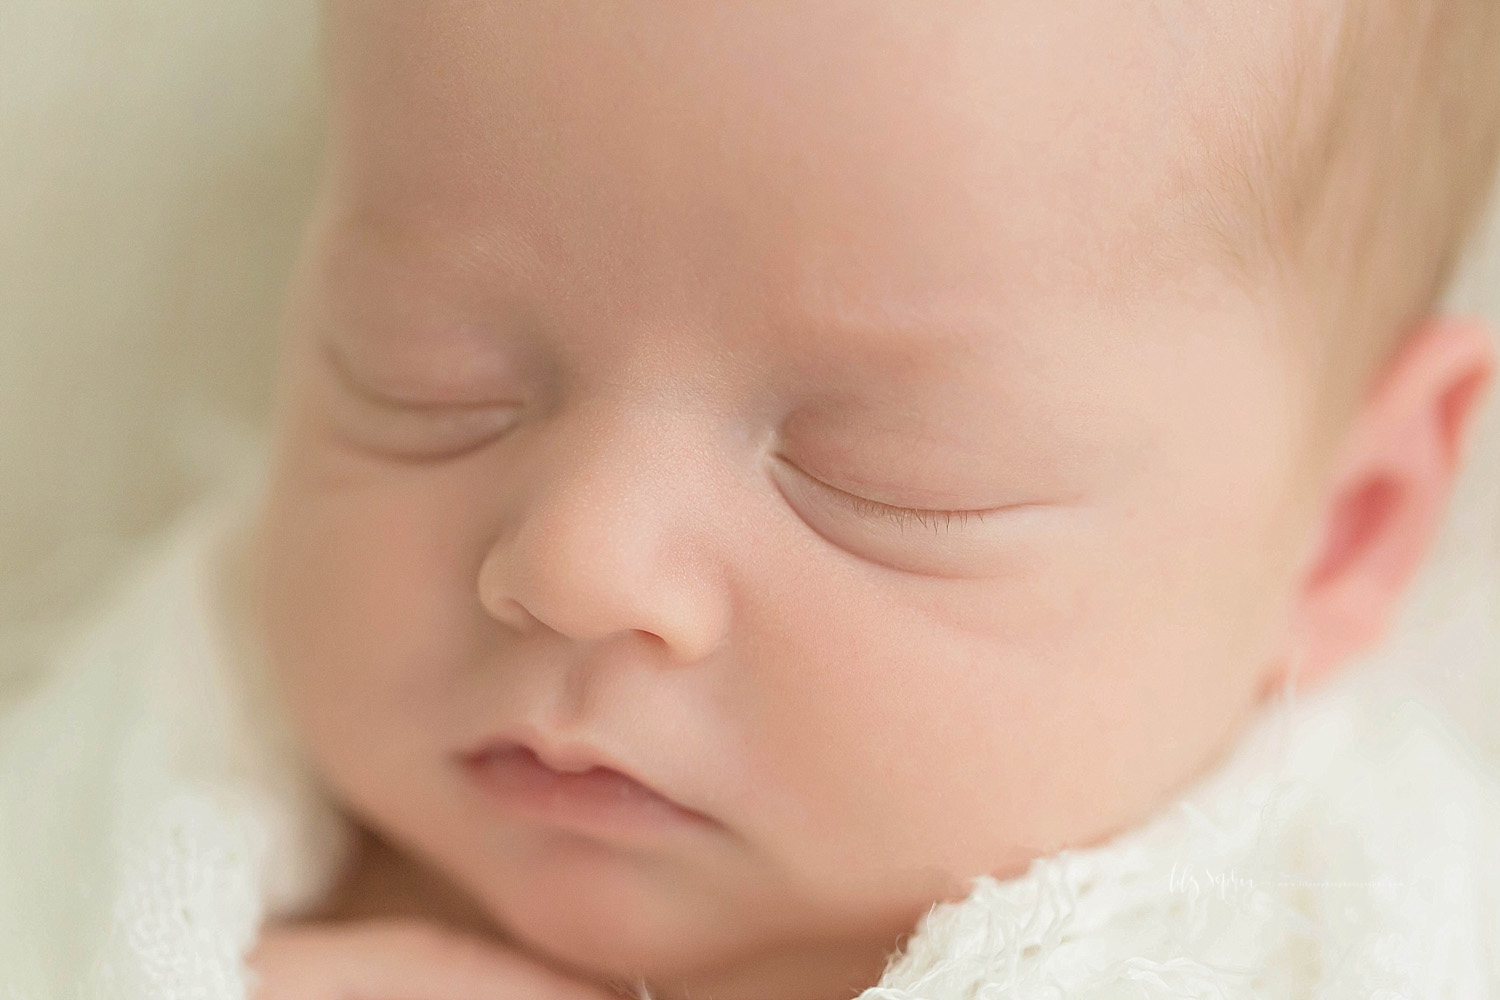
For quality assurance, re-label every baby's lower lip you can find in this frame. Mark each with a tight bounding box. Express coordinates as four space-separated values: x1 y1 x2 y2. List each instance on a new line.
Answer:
460 746 713 840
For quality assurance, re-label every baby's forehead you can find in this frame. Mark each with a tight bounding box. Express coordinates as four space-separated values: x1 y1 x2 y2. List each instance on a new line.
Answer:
323 3 1304 317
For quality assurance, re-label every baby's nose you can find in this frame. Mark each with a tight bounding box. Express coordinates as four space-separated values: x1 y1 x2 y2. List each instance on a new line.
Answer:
475 401 731 666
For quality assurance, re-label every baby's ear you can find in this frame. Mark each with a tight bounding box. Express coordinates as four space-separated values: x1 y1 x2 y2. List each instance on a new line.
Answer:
1281 317 1494 693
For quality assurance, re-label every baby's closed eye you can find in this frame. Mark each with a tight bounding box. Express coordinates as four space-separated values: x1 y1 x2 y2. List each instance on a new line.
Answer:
768 452 1071 577
317 337 526 463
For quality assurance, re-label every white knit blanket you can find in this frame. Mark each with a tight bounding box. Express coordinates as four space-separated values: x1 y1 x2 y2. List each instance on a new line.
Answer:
1 487 1498 999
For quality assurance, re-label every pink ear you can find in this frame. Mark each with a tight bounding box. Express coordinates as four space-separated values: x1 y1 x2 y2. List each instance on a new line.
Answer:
1280 317 1494 694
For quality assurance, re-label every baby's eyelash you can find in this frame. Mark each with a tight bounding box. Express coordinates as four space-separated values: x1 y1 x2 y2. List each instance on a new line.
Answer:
819 480 994 534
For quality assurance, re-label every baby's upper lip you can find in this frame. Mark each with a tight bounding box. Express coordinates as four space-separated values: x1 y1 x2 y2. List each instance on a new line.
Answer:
467 734 624 775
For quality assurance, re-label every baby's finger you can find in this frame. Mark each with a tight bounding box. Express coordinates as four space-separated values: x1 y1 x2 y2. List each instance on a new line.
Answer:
246 918 621 1000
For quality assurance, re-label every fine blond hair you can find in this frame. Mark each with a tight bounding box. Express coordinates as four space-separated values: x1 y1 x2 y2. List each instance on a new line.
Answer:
1208 1 1500 428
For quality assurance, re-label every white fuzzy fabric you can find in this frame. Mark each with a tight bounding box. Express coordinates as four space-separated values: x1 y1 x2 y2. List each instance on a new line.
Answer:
1 480 1498 999
0 485 351 999
867 678 1500 999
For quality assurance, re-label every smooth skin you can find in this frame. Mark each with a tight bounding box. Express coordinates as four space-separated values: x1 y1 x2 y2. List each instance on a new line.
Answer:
245 920 619 1000
246 3 1494 999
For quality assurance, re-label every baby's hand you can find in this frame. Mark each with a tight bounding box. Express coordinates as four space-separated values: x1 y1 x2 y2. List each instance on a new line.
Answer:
245 918 622 1000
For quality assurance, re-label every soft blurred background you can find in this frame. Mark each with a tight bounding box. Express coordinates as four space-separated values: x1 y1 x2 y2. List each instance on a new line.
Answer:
1 2 1498 764
0 1 320 699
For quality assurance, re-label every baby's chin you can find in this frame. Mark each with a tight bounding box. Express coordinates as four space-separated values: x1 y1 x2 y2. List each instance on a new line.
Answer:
311 811 735 987
465 839 766 984
448 833 914 1000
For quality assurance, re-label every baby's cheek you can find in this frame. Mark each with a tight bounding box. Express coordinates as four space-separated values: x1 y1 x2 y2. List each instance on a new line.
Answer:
727 567 1070 882
255 443 486 808
1014 505 1287 837
730 511 1272 895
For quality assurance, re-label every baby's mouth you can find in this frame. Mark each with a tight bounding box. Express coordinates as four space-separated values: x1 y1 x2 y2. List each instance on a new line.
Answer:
458 741 716 840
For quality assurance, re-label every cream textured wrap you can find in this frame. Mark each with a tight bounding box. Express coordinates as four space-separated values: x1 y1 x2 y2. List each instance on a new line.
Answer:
1 480 1497 999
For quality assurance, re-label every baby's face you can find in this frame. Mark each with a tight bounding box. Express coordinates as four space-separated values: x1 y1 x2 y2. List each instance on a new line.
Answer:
256 3 1320 996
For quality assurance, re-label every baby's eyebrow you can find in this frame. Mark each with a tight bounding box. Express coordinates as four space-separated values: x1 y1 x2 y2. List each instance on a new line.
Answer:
775 296 1006 385
328 203 547 298
331 207 1013 391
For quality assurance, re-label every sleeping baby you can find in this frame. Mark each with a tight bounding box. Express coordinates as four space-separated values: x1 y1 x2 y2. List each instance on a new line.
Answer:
4 1 1500 998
